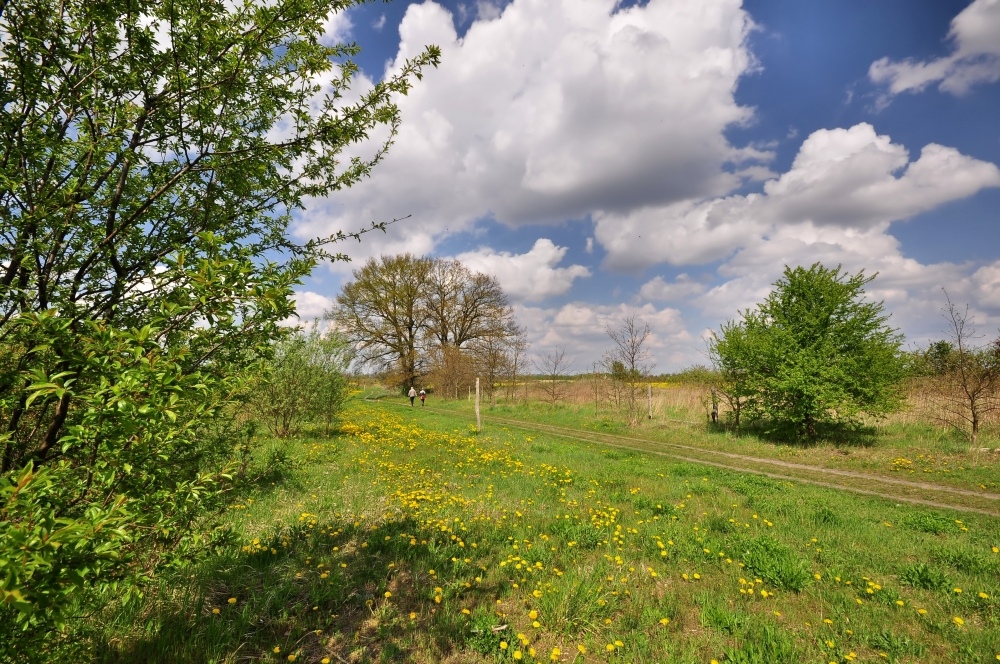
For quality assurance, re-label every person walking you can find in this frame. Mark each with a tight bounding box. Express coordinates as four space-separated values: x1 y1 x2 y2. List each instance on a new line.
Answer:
408 386 417 406
419 389 426 406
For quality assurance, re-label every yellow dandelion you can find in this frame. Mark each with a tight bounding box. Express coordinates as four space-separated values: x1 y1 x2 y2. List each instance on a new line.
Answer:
513 652 523 661
273 647 281 654
211 608 220 615
500 641 508 650
287 656 296 662
606 644 615 652
228 597 237 605
953 616 965 627
528 609 538 620
577 644 586 654
659 617 670 625
384 591 391 598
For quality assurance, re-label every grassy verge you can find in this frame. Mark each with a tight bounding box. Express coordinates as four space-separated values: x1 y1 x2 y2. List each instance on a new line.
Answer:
423 396 1000 496
91 399 1000 663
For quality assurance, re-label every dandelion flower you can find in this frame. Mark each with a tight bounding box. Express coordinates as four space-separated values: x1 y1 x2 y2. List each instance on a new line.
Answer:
273 647 281 653
384 591 391 598
228 597 237 605
500 641 508 650
577 644 586 654
211 608 220 615
917 608 927 615
528 610 538 620
953 616 965 627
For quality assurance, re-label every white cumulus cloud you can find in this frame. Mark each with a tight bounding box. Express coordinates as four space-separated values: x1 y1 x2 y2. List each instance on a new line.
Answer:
869 0 1000 98
452 238 590 303
294 0 759 268
594 123 1000 273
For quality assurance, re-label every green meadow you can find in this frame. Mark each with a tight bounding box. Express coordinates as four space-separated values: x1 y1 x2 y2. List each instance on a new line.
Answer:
80 397 1000 664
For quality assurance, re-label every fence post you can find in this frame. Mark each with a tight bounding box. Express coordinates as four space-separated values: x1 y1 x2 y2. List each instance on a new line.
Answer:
648 383 652 419
475 377 481 431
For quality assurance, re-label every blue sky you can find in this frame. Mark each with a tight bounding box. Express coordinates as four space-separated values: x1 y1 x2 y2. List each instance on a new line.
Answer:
291 0 1000 372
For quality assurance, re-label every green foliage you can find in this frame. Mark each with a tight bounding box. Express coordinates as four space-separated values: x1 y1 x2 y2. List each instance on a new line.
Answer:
724 623 797 664
249 325 353 437
0 0 438 655
709 263 907 440
0 462 129 632
901 511 958 535
735 535 811 591
868 630 925 662
899 563 950 591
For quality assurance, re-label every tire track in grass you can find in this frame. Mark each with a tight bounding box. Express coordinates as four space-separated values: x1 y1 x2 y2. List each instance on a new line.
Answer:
396 402 1000 518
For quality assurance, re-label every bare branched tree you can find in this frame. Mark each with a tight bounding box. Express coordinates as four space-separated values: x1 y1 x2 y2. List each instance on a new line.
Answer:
930 292 1000 445
603 314 654 426
535 349 572 409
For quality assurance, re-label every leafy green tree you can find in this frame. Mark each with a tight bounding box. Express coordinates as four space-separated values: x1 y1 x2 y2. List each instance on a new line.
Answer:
710 264 906 440
331 255 517 391
0 0 438 652
333 254 435 390
249 325 353 438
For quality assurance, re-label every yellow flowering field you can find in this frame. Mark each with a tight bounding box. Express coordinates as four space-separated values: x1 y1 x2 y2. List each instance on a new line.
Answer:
101 401 1000 663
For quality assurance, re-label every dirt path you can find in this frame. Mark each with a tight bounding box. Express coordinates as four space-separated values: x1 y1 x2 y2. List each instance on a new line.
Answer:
400 403 1000 518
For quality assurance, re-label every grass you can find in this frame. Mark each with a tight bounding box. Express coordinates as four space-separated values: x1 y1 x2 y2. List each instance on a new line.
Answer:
427 380 1000 496
83 397 1000 663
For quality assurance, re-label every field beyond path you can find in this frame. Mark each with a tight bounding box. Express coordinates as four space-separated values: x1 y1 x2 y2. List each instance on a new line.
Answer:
411 405 1000 517
101 399 1000 663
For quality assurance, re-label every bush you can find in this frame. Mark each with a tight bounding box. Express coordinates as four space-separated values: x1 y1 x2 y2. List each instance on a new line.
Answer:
248 325 353 438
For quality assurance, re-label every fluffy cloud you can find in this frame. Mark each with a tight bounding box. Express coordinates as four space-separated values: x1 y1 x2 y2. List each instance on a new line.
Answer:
595 123 1000 272
639 274 707 302
291 291 335 321
294 0 759 266
869 0 1000 98
516 301 699 369
452 238 590 303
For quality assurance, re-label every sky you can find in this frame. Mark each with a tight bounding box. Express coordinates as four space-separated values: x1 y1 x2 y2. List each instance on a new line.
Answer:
288 0 1000 373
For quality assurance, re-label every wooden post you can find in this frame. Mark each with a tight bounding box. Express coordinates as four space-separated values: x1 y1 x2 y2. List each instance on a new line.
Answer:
647 382 652 419
475 377 481 431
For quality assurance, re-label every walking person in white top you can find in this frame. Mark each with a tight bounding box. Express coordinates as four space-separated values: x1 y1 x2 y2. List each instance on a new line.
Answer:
408 386 417 406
